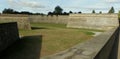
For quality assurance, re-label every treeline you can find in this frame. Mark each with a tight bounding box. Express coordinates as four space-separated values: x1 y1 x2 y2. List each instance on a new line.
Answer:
48 6 116 15
1 6 116 16
2 8 45 15
92 6 115 14
48 6 82 15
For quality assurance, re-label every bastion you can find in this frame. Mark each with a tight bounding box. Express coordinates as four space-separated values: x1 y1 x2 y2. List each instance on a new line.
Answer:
67 14 119 30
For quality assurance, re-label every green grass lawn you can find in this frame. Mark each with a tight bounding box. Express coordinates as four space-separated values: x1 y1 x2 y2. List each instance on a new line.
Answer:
19 23 102 57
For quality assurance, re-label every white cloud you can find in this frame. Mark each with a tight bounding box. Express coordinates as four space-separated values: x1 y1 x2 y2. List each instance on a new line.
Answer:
6 0 120 13
8 0 45 8
105 0 120 3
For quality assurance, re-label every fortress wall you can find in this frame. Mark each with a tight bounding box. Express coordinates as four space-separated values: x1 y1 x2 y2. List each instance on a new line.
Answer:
29 15 69 24
0 15 31 30
0 14 119 30
67 14 119 30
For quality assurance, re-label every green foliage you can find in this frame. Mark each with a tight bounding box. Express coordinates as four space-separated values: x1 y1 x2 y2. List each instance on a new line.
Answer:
69 11 73 14
54 6 63 14
2 8 15 14
99 11 102 14
92 10 95 13
48 6 67 15
2 8 45 15
108 6 115 13
78 11 82 14
84 31 95 35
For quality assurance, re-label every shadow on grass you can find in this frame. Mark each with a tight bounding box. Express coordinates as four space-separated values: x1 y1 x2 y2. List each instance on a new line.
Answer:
0 35 42 59
31 27 48 30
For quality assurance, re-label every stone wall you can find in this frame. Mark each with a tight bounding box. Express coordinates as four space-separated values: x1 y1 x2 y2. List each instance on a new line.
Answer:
29 15 69 24
67 14 119 30
0 22 19 52
0 14 31 30
0 14 119 30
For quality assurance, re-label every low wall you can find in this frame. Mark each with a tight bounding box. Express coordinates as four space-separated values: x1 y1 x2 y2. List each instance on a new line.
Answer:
67 14 119 30
29 15 69 24
0 22 19 52
0 14 31 30
41 27 119 59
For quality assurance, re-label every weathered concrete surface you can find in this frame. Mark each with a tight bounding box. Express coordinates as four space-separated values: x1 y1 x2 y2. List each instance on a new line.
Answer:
67 14 119 30
41 27 119 59
95 27 119 59
0 22 19 52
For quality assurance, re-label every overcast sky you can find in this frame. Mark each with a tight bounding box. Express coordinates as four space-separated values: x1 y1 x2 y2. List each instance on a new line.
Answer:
0 0 120 14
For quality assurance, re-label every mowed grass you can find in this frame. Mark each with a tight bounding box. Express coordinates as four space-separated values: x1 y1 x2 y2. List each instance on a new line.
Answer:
19 23 98 57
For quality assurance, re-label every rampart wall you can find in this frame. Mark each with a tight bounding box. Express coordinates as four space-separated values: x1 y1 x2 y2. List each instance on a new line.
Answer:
0 14 119 30
0 14 31 30
29 15 69 24
67 14 119 30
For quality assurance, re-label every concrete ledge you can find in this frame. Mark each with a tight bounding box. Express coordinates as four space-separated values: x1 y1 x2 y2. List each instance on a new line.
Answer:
41 27 119 59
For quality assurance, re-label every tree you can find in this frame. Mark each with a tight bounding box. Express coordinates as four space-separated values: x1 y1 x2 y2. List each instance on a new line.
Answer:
99 11 102 14
108 6 115 13
48 12 53 15
92 10 95 13
54 6 63 15
2 8 15 14
63 12 69 15
78 11 82 14
69 11 73 14
20 11 32 15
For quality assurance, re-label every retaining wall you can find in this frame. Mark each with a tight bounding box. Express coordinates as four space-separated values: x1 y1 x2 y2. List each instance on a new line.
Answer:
67 14 119 30
0 22 19 52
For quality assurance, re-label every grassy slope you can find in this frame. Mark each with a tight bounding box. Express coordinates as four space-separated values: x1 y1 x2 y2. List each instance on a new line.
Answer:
19 23 101 57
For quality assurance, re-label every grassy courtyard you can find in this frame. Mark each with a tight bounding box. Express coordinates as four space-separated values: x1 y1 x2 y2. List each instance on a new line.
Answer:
19 23 101 57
